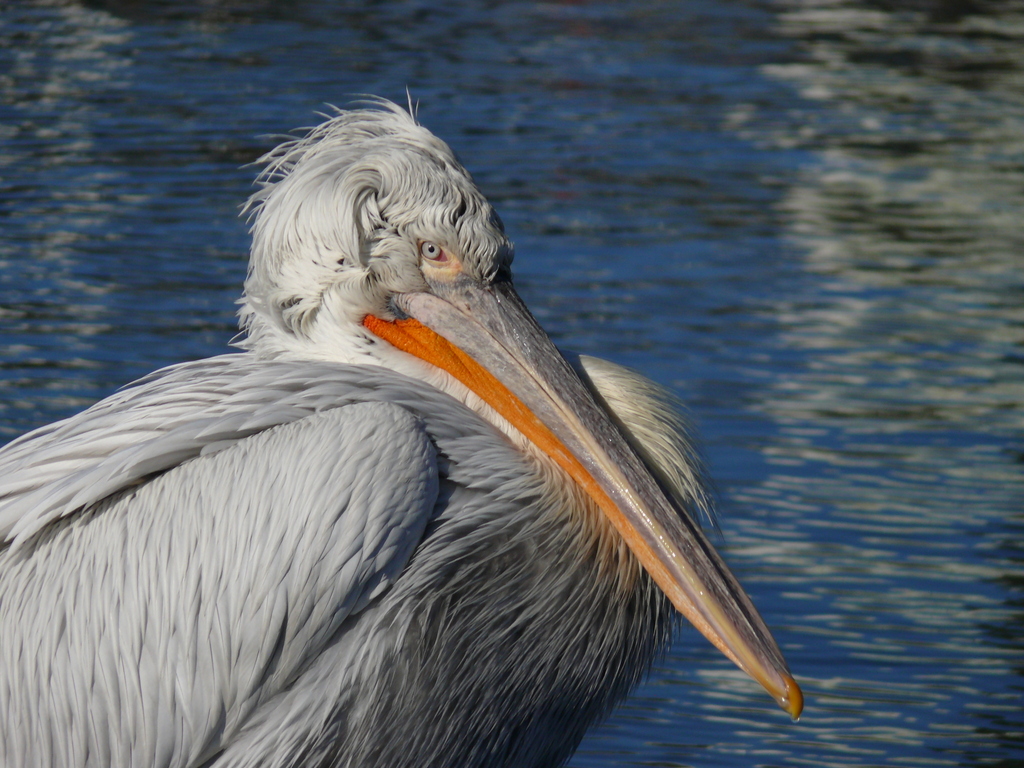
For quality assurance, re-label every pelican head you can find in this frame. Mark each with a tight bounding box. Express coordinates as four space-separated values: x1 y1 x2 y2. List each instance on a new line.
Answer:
240 102 511 361
238 99 802 719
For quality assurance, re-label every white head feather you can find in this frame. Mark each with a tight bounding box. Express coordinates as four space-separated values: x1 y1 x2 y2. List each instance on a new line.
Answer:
238 99 513 361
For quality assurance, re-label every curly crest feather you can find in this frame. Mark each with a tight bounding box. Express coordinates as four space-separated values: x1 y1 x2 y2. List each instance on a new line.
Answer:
238 99 512 351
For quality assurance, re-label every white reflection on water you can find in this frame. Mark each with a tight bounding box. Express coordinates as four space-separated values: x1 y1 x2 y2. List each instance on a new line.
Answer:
0 4 137 434
729 0 1024 764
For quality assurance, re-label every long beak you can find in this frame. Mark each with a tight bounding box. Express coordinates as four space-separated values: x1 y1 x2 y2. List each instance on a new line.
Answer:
364 276 802 719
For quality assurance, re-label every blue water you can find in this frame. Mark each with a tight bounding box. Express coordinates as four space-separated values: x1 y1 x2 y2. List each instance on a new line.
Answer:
2 1 1023 765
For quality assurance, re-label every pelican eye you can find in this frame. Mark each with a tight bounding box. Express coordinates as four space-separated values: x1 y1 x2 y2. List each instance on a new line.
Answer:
419 241 449 264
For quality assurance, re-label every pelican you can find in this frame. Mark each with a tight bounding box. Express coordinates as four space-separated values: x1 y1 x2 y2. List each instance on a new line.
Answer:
0 99 801 768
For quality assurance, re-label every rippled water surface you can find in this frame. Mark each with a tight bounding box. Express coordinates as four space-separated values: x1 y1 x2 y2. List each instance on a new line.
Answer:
2 1 1023 766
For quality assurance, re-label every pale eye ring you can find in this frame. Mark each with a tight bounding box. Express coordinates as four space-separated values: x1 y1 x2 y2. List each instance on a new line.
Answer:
419 241 449 263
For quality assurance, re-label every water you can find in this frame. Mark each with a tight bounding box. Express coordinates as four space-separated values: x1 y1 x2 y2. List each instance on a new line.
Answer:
2 1 1023 765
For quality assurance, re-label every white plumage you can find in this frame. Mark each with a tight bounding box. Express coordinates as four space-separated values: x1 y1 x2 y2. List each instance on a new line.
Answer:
0 100 800 768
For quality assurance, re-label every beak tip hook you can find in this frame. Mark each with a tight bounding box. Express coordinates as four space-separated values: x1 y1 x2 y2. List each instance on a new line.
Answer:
781 675 804 721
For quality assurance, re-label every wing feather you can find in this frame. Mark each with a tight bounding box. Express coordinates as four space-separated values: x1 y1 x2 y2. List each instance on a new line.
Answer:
0 396 440 768
0 355 478 549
